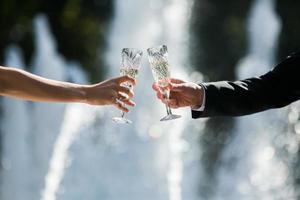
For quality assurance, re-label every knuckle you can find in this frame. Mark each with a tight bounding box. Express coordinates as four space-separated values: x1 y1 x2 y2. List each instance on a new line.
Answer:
122 87 129 93
122 75 129 81
111 84 118 90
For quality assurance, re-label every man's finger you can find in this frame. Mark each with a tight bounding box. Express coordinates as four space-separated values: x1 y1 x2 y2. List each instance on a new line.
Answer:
161 98 179 109
170 78 185 84
156 92 164 100
115 75 136 86
168 104 179 109
166 99 178 107
169 83 184 92
152 83 159 91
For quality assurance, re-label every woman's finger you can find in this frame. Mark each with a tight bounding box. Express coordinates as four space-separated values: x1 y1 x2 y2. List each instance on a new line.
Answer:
115 75 136 86
122 99 136 107
117 86 134 98
113 98 129 113
117 92 129 101
117 93 135 107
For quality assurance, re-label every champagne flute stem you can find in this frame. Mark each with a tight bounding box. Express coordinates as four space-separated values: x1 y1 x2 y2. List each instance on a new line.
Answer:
165 105 173 115
165 105 170 115
164 89 173 115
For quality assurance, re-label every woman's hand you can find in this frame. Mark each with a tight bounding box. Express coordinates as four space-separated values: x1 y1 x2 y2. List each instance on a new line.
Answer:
83 75 136 113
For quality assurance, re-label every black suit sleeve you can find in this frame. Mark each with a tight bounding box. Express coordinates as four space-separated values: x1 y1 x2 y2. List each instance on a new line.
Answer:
192 52 300 118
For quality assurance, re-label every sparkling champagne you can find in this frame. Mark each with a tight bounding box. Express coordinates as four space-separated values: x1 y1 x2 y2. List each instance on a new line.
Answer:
120 67 139 90
150 60 170 87
147 44 181 121
112 48 143 124
120 68 139 79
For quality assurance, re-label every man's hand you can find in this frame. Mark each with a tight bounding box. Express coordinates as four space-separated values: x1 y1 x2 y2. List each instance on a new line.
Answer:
152 78 204 109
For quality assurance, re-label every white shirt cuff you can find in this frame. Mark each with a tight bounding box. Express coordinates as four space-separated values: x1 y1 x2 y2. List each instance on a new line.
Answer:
191 84 206 112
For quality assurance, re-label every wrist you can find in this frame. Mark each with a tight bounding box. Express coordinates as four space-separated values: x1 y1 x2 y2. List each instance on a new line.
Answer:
192 84 204 107
76 85 89 104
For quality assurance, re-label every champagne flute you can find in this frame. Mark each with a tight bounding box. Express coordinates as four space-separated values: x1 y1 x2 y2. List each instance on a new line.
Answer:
112 48 143 124
147 45 181 121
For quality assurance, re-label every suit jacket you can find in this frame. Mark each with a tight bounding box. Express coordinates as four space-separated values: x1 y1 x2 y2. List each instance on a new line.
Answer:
192 51 300 118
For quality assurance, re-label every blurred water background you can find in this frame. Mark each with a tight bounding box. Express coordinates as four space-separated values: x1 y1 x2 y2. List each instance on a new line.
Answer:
0 0 300 199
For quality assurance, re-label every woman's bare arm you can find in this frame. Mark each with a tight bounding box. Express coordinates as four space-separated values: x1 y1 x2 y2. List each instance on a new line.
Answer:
0 66 136 112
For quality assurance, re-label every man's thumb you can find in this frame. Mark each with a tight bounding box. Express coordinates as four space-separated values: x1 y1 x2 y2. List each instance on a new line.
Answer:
170 83 184 92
